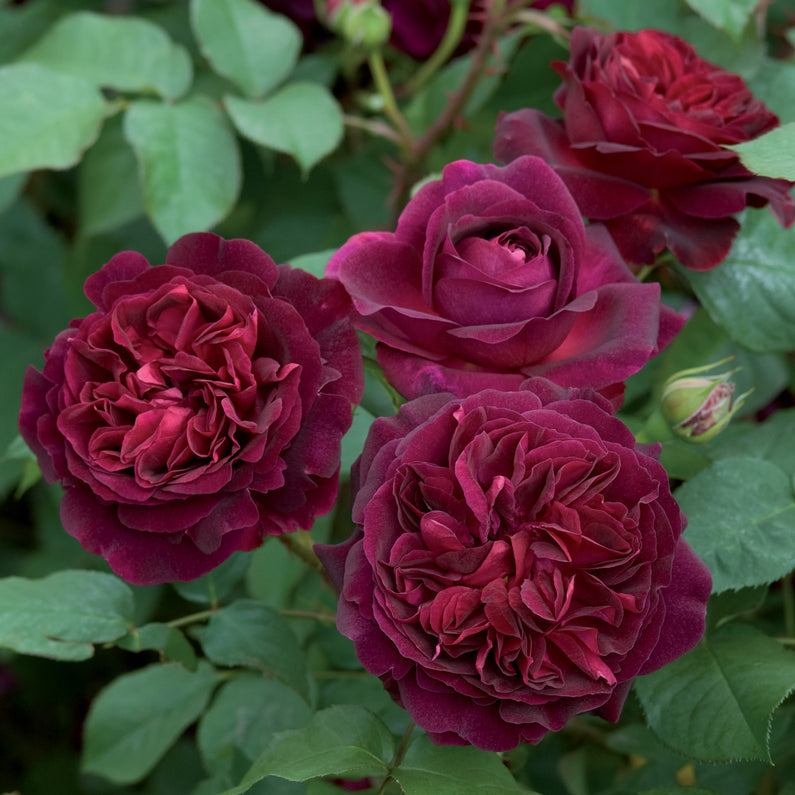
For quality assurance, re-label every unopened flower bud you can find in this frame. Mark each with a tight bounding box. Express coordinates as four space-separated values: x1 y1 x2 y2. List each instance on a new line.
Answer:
326 0 391 49
660 359 750 443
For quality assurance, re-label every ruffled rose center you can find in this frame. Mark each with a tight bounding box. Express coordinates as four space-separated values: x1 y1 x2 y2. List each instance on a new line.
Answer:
380 420 650 694
433 227 560 324
58 280 299 492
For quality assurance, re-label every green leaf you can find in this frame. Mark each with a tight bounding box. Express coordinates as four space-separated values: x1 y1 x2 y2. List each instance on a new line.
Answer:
682 211 795 353
82 661 219 785
635 623 795 762
708 407 795 474
116 622 198 670
576 0 685 33
0 172 26 213
78 114 144 236
748 60 795 124
683 0 757 41
727 123 795 180
20 10 192 99
124 95 241 244
225 82 344 174
0 570 134 660
191 0 301 99
222 706 395 795
199 599 311 700
172 550 251 606
394 734 530 794
675 457 795 593
198 674 312 775
0 63 112 178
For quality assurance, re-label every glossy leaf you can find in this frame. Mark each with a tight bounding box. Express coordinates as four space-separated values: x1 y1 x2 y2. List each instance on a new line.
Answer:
198 674 312 775
394 735 532 794
116 622 198 670
225 82 344 174
124 96 241 244
191 0 301 99
727 123 795 180
0 63 112 177
674 457 795 593
78 115 144 236
683 210 795 353
222 706 394 795
199 599 311 700
0 570 134 660
20 10 192 99
684 0 758 41
635 623 795 762
82 661 219 784
172 550 251 606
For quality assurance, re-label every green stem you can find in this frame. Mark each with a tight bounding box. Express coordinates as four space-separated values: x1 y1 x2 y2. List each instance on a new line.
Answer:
634 408 674 444
368 49 414 152
405 1 472 94
167 608 217 629
377 721 416 795
280 531 337 592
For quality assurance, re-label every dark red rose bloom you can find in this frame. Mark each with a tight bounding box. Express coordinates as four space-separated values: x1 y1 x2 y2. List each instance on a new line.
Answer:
494 27 795 271
316 380 711 751
19 233 363 585
327 156 683 403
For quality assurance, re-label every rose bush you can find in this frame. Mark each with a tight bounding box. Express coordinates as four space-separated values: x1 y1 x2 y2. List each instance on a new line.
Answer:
18 233 363 585
317 380 712 751
494 27 795 270
327 156 683 402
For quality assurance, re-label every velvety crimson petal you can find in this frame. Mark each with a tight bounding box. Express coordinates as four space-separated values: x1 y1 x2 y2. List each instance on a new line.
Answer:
638 539 712 674
166 231 280 289
60 487 247 585
20 232 363 585
84 251 151 310
604 201 740 270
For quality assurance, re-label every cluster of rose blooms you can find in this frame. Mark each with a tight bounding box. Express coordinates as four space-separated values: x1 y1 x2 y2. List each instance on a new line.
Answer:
19 20 794 752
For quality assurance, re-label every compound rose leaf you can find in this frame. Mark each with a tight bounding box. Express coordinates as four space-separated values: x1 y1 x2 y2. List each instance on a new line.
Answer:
221 705 394 795
0 63 112 178
675 457 795 593
0 570 134 661
19 11 192 100
191 0 301 99
394 734 531 794
124 96 242 245
224 82 344 175
82 661 219 785
683 210 795 353
727 123 795 181
199 600 311 701
635 623 795 762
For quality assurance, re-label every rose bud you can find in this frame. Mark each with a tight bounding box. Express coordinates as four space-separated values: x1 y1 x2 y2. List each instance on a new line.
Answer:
495 27 795 271
316 379 712 751
329 0 392 49
327 156 683 406
19 233 363 585
660 360 750 443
